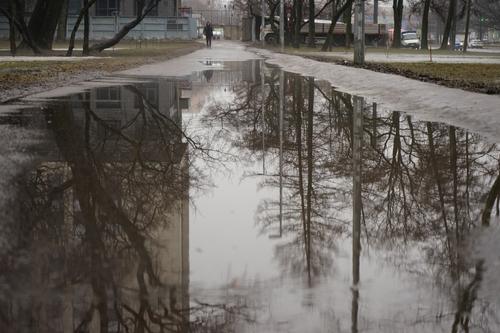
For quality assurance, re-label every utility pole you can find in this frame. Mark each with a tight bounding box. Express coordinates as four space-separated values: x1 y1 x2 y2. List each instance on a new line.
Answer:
373 0 378 24
353 0 365 64
280 0 285 50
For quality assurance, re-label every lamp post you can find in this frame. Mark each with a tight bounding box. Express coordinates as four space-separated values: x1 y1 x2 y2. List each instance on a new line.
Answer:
353 0 365 65
280 0 284 50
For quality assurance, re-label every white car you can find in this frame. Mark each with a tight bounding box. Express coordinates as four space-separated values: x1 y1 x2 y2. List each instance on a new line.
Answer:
468 39 484 49
401 31 421 49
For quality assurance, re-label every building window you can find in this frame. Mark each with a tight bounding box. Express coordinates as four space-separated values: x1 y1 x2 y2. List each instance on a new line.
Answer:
134 83 159 108
96 0 119 16
95 87 121 109
68 0 82 15
134 2 158 16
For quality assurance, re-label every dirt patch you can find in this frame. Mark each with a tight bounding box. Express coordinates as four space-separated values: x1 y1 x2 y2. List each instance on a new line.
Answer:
0 41 203 103
304 54 500 95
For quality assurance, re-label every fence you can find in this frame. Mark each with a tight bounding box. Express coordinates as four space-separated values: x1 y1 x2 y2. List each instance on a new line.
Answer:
0 15 198 40
66 15 197 40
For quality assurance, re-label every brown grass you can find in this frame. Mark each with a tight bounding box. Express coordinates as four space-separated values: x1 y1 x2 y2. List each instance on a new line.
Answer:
0 41 203 102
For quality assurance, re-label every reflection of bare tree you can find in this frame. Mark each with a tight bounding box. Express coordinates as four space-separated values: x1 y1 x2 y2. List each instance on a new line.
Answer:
204 69 349 280
203 63 500 330
0 82 249 333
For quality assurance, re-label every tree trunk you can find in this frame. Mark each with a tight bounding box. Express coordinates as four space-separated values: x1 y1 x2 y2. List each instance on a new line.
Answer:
308 0 315 47
421 0 431 49
0 0 41 54
293 0 303 48
83 0 90 56
26 0 66 50
322 0 354 51
294 76 308 262
8 0 16 56
427 122 452 254
481 173 500 226
328 0 337 51
440 0 457 49
392 0 403 48
56 0 68 41
449 126 460 243
344 2 353 47
66 0 97 56
322 0 337 51
463 0 471 52
450 0 457 51
373 0 378 24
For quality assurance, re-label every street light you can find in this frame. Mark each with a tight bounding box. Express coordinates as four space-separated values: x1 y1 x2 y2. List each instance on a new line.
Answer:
280 0 284 50
353 0 365 64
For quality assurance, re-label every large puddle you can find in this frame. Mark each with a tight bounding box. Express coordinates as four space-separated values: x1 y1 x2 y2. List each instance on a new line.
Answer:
0 60 499 333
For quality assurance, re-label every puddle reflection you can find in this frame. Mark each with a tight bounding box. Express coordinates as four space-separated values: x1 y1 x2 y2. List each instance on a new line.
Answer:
0 60 499 332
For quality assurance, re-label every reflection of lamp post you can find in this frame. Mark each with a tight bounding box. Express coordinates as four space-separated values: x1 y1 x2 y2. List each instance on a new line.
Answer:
351 95 363 333
261 60 266 176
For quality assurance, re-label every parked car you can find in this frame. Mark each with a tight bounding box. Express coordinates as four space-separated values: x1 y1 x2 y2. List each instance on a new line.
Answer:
213 30 222 40
401 31 421 49
468 39 484 49
453 40 464 51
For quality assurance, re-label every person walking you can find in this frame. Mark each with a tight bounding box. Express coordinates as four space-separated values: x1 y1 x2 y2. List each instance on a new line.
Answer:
203 22 213 48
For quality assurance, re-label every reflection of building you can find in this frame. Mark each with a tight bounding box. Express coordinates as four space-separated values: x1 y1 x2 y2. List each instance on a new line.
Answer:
0 79 191 332
68 79 189 161
72 81 190 331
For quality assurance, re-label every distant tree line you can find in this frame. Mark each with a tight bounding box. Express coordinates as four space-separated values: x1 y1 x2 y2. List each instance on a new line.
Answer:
230 0 499 50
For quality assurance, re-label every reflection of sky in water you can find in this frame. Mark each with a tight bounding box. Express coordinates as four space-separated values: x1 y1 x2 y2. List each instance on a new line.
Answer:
0 59 499 332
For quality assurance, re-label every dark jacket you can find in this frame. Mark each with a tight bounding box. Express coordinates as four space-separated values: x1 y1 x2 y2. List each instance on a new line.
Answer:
203 25 213 38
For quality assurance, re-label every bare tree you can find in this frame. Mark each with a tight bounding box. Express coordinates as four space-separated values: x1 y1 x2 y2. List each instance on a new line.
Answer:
321 0 355 51
89 0 162 52
392 0 404 47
